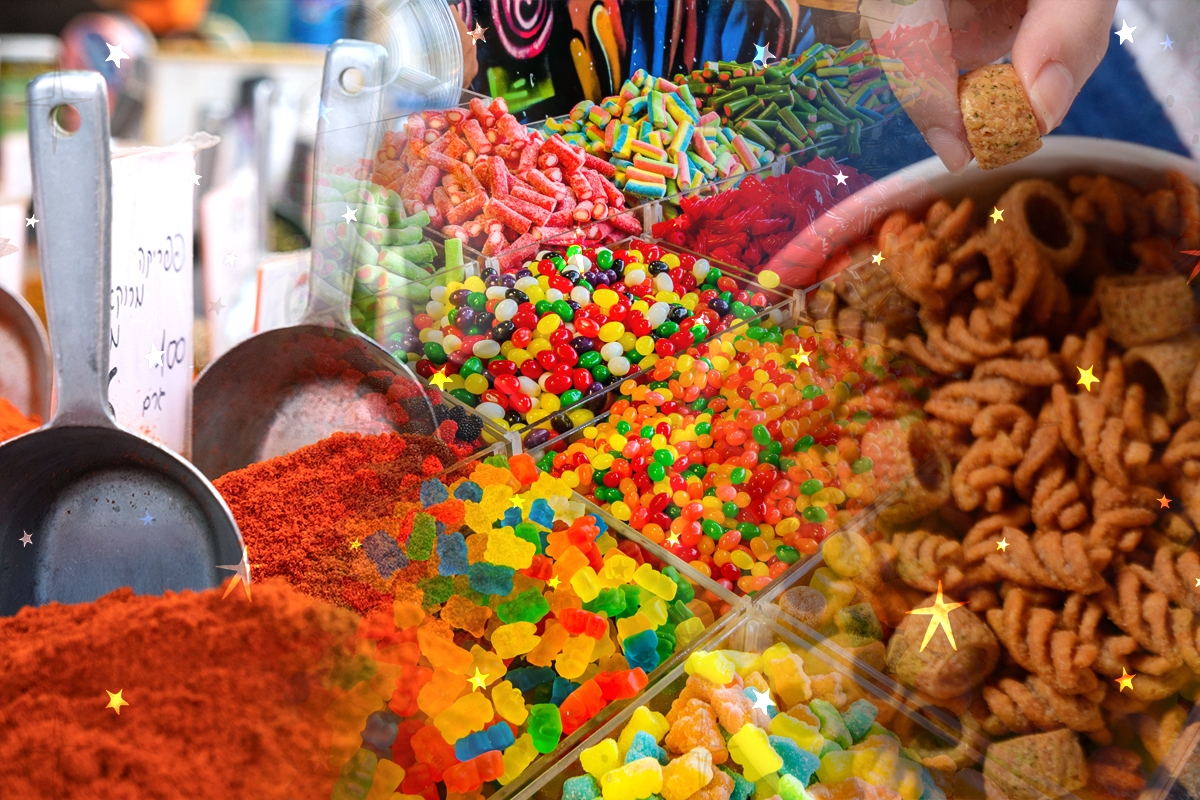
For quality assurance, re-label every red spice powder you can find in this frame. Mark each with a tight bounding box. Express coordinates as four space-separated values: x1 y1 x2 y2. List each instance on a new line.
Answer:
213 432 455 614
0 579 359 799
0 397 39 443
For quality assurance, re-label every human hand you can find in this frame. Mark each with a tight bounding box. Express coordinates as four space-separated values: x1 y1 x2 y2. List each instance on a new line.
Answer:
867 0 1118 171
449 3 481 89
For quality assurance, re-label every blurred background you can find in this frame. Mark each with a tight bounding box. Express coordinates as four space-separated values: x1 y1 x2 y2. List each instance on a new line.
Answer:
0 0 1197 367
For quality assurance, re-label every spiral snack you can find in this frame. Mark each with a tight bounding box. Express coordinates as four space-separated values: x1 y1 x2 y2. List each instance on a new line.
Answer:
957 64 1042 170
782 168 1200 784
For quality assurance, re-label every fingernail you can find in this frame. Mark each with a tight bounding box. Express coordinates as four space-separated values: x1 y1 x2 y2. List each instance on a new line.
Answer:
924 126 973 173
1028 60 1073 134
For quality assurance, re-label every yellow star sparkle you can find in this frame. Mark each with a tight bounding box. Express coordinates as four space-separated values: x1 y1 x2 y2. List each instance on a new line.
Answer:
996 537 1008 552
990 207 1004 224
546 576 561 589
218 545 253 601
106 689 129 715
871 252 885 265
665 532 681 546
469 669 490 691
792 348 811 367
906 581 968 651
1158 495 1171 509
429 370 451 390
1077 365 1099 392
469 24 487 44
510 496 525 509
1195 577 1200 588
1116 668 1136 692
349 539 362 550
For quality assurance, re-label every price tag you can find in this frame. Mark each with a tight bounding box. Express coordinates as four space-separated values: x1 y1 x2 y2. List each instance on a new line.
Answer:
254 249 310 333
108 136 216 457
0 201 26 295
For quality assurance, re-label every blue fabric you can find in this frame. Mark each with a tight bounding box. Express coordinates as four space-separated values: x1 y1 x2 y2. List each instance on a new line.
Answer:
848 26 1189 179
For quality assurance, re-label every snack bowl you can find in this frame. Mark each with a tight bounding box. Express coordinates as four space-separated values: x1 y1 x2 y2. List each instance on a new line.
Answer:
759 138 1200 799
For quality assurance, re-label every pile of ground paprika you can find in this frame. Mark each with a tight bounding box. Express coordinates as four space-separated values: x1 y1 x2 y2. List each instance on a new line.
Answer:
0 579 360 799
213 431 457 614
0 397 39 444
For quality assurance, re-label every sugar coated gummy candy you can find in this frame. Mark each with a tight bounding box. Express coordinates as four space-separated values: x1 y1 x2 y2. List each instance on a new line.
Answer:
841 699 878 742
454 480 483 502
407 513 437 560
625 729 668 765
421 478 449 505
727 724 782 782
809 700 852 750
468 562 515 596
618 706 670 756
661 747 714 800
601 757 663 800
437 532 469 576
768 735 820 784
565 774 603 800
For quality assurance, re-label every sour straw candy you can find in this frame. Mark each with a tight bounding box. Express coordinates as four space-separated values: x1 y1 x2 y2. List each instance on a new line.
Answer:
395 241 787 441
322 452 733 799
678 42 903 161
651 160 870 271
536 322 928 595
547 70 774 200
551 643 963 800
371 99 643 261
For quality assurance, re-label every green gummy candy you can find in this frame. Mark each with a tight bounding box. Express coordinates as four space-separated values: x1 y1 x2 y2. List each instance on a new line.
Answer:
514 522 543 553
777 774 807 800
864 722 898 743
817 739 844 757
444 236 464 270
417 576 453 607
380 248 430 280
407 513 437 560
333 747 378 799
843 699 879 742
379 226 423 246
484 453 509 469
810 700 852 749
583 587 626 617
720 766 755 800
835 603 882 646
497 588 550 624
666 599 694 626
614 586 642 619
331 653 378 690
453 574 487 606
662 566 695 603
395 241 436 264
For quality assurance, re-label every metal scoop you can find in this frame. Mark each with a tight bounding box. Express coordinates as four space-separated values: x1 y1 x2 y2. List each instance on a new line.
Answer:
0 281 51 423
192 39 436 480
0 72 244 615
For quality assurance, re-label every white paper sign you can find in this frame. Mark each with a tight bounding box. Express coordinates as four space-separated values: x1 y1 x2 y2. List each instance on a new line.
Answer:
0 201 27 295
254 249 310 333
108 137 215 457
200 165 261 359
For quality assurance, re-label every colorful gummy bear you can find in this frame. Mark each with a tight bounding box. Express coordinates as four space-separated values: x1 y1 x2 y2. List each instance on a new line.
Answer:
498 588 551 624
581 738 622 778
500 734 539 785
625 729 668 765
601 757 664 800
443 750 504 793
685 651 736 685
529 703 563 754
493 622 542 659
454 720 516 761
492 680 530 725
437 532 469 576
433 692 493 742
407 513 437 560
727 724 782 782
662 747 715 800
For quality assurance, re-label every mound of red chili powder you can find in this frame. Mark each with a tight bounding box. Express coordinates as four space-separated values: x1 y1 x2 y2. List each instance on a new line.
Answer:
213 432 455 614
0 396 39 444
0 579 359 799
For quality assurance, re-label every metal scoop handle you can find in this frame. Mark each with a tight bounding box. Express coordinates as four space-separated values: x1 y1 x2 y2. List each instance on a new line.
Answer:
304 39 389 329
28 71 115 430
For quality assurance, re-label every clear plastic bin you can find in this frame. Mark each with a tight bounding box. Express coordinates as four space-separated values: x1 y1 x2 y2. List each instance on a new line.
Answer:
509 607 1061 800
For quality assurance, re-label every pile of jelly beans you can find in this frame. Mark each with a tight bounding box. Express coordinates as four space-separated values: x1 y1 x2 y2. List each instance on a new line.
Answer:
397 241 786 445
536 323 928 595
329 453 737 800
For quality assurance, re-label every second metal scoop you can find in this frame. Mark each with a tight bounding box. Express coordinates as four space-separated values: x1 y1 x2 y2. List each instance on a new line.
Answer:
0 280 50 423
192 39 436 481
0 72 244 615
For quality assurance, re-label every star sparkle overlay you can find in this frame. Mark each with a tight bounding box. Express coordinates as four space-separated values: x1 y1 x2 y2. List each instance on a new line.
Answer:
546 576 561 589
1077 365 1099 391
907 581 967 651
469 669 489 691
753 43 775 65
349 539 362 550
1158 495 1171 509
429 370 451 390
469 25 487 44
140 511 155 526
990 207 1004 224
1183 250 1200 283
748 687 775 714
19 531 32 547
25 214 37 227
1116 668 1136 692
665 532 681 546
871 252 885 265
105 689 128 714
224 252 238 266
208 297 225 314
318 101 332 123
792 348 812 367
996 537 1008 552
833 171 848 186
510 496 525 510
1116 20 1136 45
218 546 253 601
342 206 358 225
1161 34 1175 51
105 43 129 68
190 172 202 186
144 344 165 369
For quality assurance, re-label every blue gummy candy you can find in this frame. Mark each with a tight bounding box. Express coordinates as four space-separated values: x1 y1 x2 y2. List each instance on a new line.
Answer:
592 516 608 536
436 520 446 536
842 698 879 742
437 532 468 576
421 479 449 506
362 530 407 580
769 735 820 784
361 710 399 750
720 766 755 800
563 774 600 800
455 721 516 761
622 630 661 672
468 562 514 596
507 666 557 692
625 730 668 765
454 481 484 502
529 498 555 529
502 506 523 528
551 677 580 705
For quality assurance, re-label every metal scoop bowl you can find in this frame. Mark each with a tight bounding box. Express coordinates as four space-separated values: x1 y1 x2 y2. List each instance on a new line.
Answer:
192 40 436 481
0 72 244 615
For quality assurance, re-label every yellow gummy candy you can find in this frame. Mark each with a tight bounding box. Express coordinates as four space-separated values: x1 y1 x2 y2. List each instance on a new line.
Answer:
469 645 506 686
500 734 539 785
433 691 493 742
632 562 678 601
675 618 706 651
527 622 571 667
491 680 529 725
769 714 825 756
365 758 405 800
618 706 670 756
759 642 792 667
601 757 663 800
571 567 601 602
581 738 621 778
492 622 541 659
639 597 668 627
728 724 783 783
718 650 762 677
417 625 474 675
685 650 736 685
763 653 812 707
616 613 655 642
592 625 617 661
394 600 425 629
598 552 638 588
486 528 537 570
556 635 596 679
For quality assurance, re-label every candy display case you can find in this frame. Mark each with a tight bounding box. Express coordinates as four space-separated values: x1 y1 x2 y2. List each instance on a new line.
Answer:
507 607 1061 800
346 444 746 800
